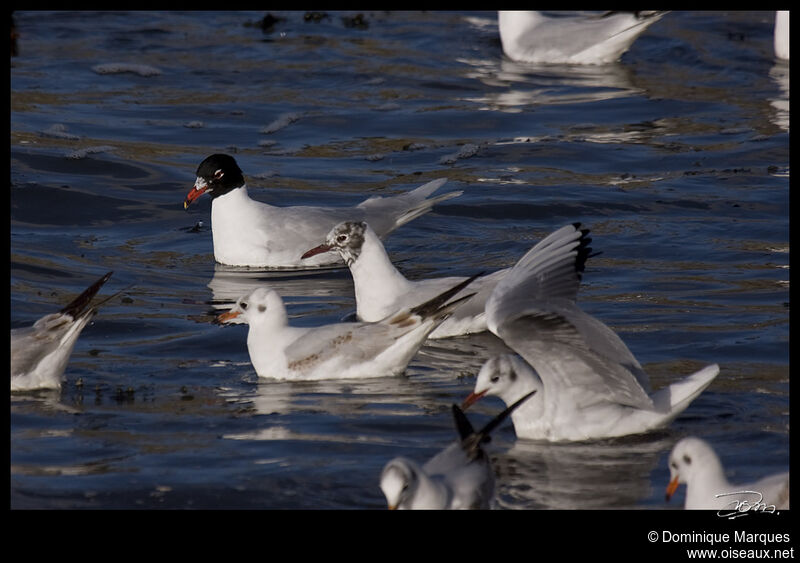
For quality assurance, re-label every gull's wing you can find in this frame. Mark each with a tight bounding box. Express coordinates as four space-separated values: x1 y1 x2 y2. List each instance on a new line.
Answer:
486 224 649 395
495 304 652 410
283 273 480 373
10 313 91 377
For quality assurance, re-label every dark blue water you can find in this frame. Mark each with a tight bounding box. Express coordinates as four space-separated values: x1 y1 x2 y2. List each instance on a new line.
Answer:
10 11 789 512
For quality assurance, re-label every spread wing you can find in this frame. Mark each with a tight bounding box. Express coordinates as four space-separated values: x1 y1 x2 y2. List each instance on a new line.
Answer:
495 302 652 410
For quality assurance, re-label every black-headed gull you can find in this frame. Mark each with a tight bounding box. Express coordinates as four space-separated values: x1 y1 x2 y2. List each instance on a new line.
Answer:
666 436 789 510
498 11 666 65
11 271 113 392
215 274 479 381
184 154 461 269
379 390 535 510
301 221 588 339
461 225 720 441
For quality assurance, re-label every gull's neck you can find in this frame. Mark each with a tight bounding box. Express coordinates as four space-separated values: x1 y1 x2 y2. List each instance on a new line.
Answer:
214 182 251 204
685 456 731 509
502 357 544 427
349 228 414 320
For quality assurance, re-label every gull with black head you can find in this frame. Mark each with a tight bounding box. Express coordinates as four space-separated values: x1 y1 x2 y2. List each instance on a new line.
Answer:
184 154 461 269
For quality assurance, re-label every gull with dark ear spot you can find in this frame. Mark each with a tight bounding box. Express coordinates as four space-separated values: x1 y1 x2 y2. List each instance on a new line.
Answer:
379 390 535 510
216 273 480 381
462 224 720 442
11 271 113 392
184 153 461 269
666 436 789 510
302 221 592 339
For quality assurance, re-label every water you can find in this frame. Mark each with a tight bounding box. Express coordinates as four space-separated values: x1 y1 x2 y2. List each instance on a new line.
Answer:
10 11 789 513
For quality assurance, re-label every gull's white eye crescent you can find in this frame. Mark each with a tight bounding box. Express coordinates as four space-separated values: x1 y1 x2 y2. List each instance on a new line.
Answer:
214 168 224 179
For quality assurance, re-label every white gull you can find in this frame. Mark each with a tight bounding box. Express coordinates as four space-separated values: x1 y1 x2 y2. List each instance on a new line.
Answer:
11 271 113 391
216 274 479 381
498 11 667 65
774 11 789 61
379 390 535 509
462 224 720 441
301 221 588 339
666 436 789 510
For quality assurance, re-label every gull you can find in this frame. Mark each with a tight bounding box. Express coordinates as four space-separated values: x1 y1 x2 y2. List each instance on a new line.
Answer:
301 221 589 339
774 11 789 61
379 390 536 510
302 220 507 338
666 436 789 510
184 154 461 269
462 224 720 441
215 274 479 381
11 271 113 392
498 11 667 65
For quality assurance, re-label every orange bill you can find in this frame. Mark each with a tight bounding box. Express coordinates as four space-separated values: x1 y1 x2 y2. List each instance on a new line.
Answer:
665 476 680 502
216 310 241 323
461 389 487 410
184 183 208 209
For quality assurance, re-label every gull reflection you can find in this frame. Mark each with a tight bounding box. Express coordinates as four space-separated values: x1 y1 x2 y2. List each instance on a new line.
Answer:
492 433 673 509
206 263 356 315
769 61 789 132
229 332 507 421
458 56 642 112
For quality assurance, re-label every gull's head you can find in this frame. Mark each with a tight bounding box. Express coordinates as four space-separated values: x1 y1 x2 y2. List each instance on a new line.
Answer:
462 354 539 410
185 153 245 209
216 287 285 326
302 221 368 266
379 457 419 510
666 437 718 502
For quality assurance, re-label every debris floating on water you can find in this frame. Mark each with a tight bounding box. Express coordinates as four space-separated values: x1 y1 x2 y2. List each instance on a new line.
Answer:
92 63 162 77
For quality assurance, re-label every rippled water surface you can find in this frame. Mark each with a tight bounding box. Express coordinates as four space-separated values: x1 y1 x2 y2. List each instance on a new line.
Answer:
10 11 789 512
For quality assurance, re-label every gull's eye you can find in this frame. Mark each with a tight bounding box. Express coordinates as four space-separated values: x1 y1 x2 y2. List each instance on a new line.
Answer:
336 234 348 243
683 455 692 465
670 461 678 470
490 375 500 383
240 301 248 310
214 169 224 180
258 304 266 312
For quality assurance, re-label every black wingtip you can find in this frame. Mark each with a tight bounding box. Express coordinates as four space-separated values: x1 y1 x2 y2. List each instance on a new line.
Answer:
452 403 476 442
409 271 484 318
451 389 536 460
59 271 113 318
573 226 595 278
476 389 537 439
